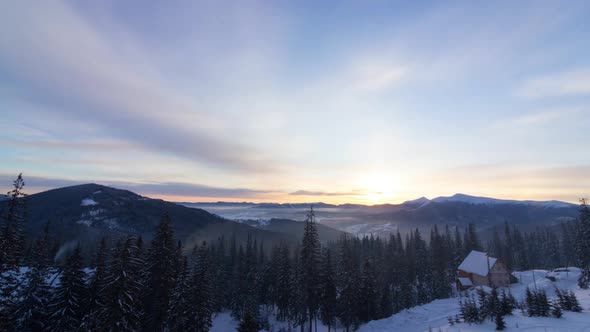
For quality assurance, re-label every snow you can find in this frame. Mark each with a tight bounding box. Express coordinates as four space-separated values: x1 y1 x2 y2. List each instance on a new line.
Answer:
359 268 590 332
402 197 432 208
211 311 334 332
458 250 497 276
81 198 98 206
76 219 93 227
458 277 473 286
431 193 575 208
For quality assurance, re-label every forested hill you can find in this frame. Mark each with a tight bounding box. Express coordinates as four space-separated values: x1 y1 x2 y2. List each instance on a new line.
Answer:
0 183 300 251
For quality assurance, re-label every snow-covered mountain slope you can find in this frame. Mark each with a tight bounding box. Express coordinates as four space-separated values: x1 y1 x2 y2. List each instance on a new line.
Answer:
359 268 590 332
431 193 575 209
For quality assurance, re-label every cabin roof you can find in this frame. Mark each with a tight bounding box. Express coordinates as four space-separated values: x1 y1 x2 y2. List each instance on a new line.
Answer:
458 250 497 276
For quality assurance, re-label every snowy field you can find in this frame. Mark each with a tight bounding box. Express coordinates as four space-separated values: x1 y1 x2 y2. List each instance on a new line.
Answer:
212 268 590 332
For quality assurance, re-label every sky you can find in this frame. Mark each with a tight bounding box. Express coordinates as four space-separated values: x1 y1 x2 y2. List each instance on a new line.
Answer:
0 0 589 204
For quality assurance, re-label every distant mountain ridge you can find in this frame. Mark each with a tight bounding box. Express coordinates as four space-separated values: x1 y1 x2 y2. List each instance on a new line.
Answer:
188 194 580 236
184 193 577 209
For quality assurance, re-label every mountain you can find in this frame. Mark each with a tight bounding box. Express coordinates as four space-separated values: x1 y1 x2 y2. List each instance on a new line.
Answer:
430 193 575 208
0 184 294 252
0 194 8 201
401 196 431 209
188 194 579 236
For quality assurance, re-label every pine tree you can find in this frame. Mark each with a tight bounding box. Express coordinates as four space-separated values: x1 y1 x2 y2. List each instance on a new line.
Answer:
99 237 144 332
143 213 178 331
464 223 483 253
551 299 563 318
10 227 52 331
358 259 378 322
237 312 258 332
538 290 550 317
525 287 536 316
494 311 506 330
319 249 337 332
0 174 27 271
337 236 360 331
80 237 109 329
188 242 214 332
500 289 514 315
576 199 590 288
0 174 27 330
48 244 87 332
276 246 292 321
300 206 322 332
568 290 582 312
168 255 190 332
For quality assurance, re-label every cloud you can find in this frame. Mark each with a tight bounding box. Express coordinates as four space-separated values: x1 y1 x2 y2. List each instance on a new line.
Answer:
517 68 590 98
289 190 360 197
0 1 274 172
350 61 407 91
0 174 276 199
492 106 585 128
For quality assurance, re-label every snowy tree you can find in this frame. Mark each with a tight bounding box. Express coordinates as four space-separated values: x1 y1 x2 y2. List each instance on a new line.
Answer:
99 237 144 332
168 255 190 331
9 227 52 331
80 236 109 329
48 245 87 332
187 242 214 332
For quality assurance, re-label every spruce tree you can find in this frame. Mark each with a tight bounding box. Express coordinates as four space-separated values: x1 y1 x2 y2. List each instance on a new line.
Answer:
10 228 52 331
494 311 506 330
0 174 27 329
99 237 144 332
568 290 582 312
337 235 360 331
48 245 87 332
500 289 513 315
276 246 292 321
464 223 483 253
188 242 214 332
551 299 563 318
0 173 27 271
237 312 258 332
576 199 590 288
358 259 378 322
525 287 537 316
319 249 337 332
143 213 178 331
168 255 189 331
300 206 322 332
80 237 109 329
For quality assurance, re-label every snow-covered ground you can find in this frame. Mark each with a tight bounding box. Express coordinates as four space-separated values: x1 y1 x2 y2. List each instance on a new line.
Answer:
81 198 98 206
360 268 590 332
211 268 590 332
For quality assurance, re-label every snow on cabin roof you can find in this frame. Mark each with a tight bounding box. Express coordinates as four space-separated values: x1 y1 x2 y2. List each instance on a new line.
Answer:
458 250 497 277
458 277 472 286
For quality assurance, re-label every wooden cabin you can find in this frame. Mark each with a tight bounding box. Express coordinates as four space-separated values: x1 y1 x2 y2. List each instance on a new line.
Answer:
457 250 510 290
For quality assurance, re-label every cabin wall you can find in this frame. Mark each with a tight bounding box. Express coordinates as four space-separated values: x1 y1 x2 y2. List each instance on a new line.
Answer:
457 261 511 288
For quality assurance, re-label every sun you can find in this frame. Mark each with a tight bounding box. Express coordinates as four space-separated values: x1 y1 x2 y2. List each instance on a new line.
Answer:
357 172 397 205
